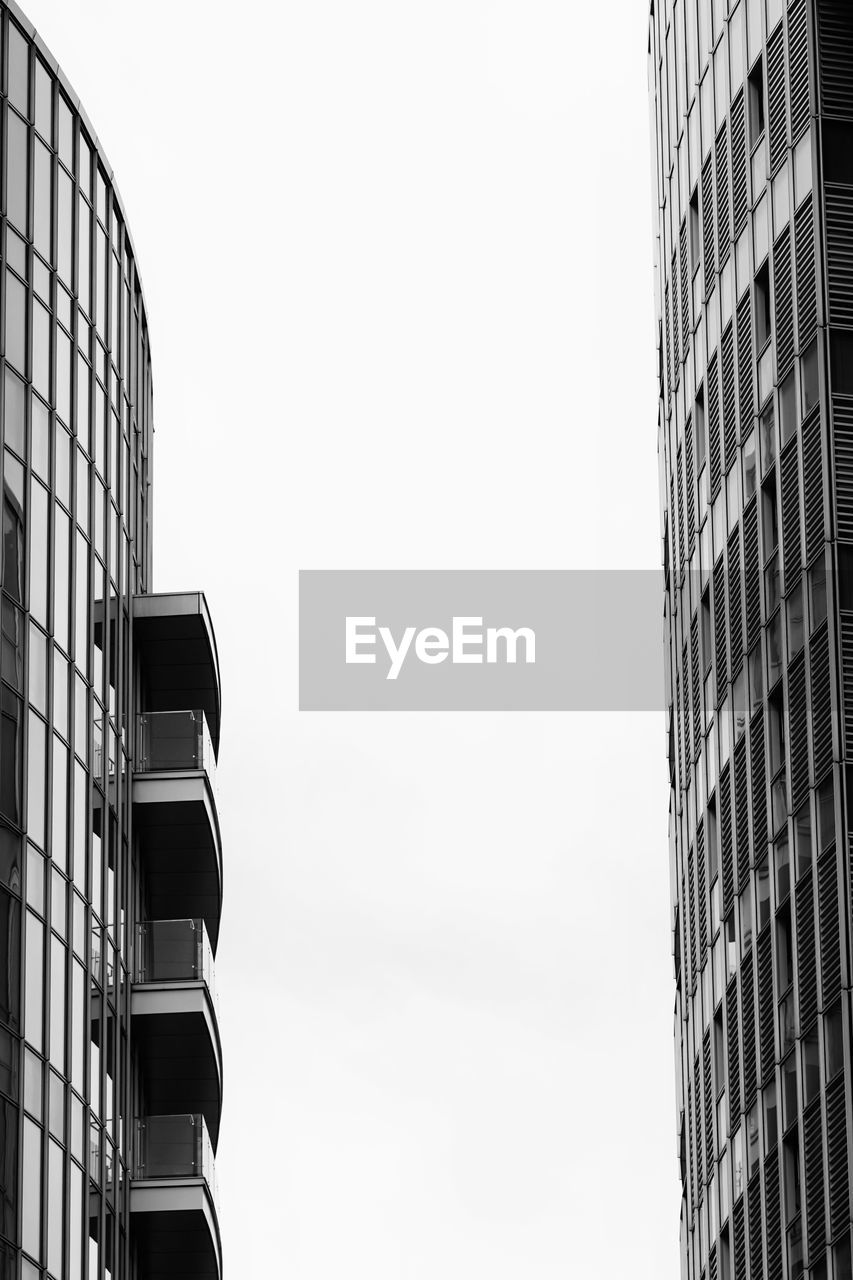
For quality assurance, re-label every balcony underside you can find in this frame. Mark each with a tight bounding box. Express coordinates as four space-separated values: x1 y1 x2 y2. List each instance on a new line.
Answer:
132 984 223 1147
134 592 221 758
133 775 222 950
131 1182 221 1280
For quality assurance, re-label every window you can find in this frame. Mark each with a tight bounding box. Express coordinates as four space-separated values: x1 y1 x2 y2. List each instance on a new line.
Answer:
755 261 771 344
748 57 765 148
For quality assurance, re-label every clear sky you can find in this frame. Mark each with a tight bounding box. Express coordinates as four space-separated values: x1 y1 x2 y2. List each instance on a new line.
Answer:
21 1 680 1275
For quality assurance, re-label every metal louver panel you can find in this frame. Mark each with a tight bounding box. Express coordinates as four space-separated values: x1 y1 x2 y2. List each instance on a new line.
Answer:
751 709 768 861
841 613 853 753
825 187 853 327
697 818 708 959
787 0 809 141
757 928 775 1084
737 292 754 429
744 503 761 650
729 527 744 674
735 736 750 886
817 0 853 117
764 1148 782 1280
688 847 698 991
802 406 824 562
727 974 741 1128
665 280 673 398
716 123 730 265
731 91 747 236
818 849 841 1003
703 1029 714 1177
691 612 701 760
788 651 808 811
672 249 680 370
721 764 734 911
810 623 832 781
826 1073 849 1236
709 352 722 499
773 227 794 379
733 1196 746 1279
715 557 728 696
703 153 716 294
795 195 816 349
803 1096 826 1256
767 27 787 174
695 1051 705 1193
686 416 696 555
748 1169 764 1280
833 401 853 538
742 951 757 1105
680 218 690 355
677 445 686 570
722 324 736 470
796 870 817 1029
780 439 801 582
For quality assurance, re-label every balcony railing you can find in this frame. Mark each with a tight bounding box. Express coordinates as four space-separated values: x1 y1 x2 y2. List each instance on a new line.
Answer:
135 918 217 1004
134 1114 219 1209
136 711 216 788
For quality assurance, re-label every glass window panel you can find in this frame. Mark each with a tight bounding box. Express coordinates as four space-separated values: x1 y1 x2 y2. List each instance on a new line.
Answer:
74 675 87 764
22 1117 41 1262
28 622 46 714
24 911 43 1053
1 596 24 694
29 479 48 628
34 60 51 141
26 711 46 850
32 301 50 402
26 844 43 915
33 140 51 260
58 168 73 286
32 396 49 483
23 1047 41 1118
47 1138 62 1275
57 328 72 426
58 96 73 168
72 761 86 892
49 937 65 1073
55 421 70 508
69 1160 83 1280
70 961 84 1093
53 505 70 652
54 650 68 740
77 195 91 317
3 367 25 458
3 451 25 605
4 271 26 375
5 227 25 277
51 738 68 872
75 531 88 672
793 131 812 205
6 109 28 233
7 24 29 116
0 687 24 828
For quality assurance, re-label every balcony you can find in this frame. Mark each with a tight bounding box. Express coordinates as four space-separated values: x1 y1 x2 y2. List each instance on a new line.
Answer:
133 591 221 756
131 1113 222 1280
133 711 222 950
132 918 223 1148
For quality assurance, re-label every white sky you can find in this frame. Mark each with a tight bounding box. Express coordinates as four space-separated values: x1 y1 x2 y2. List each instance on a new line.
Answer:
22 1 680 1275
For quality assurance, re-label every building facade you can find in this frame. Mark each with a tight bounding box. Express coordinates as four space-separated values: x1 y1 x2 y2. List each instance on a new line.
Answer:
650 2 853 1279
0 3 224 1277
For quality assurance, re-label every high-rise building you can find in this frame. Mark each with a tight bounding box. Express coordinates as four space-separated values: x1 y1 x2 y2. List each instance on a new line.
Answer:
650 1 853 1278
0 2 224 1277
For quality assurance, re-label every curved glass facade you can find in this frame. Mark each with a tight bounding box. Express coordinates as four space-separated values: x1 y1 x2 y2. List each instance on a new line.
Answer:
0 3 223 1277
650 2 853 1278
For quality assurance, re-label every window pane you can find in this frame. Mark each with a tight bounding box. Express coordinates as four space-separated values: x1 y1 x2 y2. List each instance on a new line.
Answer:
4 271 26 375
6 109 28 233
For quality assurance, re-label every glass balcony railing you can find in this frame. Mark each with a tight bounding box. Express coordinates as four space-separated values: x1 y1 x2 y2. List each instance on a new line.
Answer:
136 711 216 787
134 1114 219 1209
135 918 217 1005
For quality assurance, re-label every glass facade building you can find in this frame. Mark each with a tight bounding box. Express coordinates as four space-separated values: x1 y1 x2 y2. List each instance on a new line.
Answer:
0 2 224 1277
650 2 853 1278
